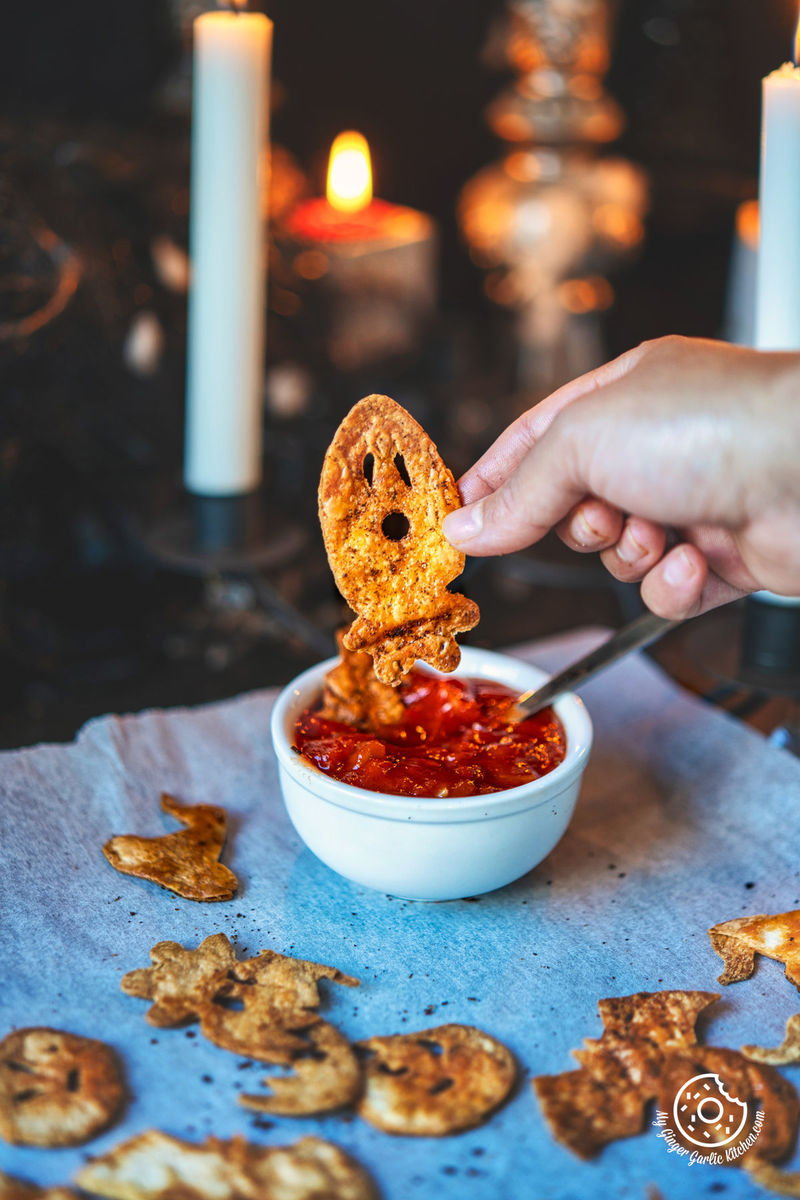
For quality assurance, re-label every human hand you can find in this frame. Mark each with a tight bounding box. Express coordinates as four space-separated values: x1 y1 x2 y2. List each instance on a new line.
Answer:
443 336 800 619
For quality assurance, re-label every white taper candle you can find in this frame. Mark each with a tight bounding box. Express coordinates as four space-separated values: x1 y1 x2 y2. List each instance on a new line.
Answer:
752 52 800 613
755 61 800 351
184 9 272 496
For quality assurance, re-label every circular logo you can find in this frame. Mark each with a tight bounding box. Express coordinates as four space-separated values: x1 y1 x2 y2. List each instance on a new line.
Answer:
672 1073 749 1149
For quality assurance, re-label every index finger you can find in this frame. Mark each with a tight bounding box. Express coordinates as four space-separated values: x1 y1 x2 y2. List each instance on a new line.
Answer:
458 341 649 505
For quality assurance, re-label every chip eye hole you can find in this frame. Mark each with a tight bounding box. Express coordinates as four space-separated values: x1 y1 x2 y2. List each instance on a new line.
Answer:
394 452 411 487
363 453 375 485
381 512 410 541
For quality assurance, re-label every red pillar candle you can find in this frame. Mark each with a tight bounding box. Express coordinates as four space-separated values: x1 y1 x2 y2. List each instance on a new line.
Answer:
285 132 437 370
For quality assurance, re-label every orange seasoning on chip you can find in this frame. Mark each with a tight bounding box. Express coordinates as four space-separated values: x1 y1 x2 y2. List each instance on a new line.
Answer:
318 394 480 686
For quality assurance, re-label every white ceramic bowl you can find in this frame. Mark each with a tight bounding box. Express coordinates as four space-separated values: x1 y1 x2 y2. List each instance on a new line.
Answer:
271 646 593 902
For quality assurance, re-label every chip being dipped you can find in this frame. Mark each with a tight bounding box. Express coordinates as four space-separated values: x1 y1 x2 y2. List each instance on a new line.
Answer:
319 394 479 685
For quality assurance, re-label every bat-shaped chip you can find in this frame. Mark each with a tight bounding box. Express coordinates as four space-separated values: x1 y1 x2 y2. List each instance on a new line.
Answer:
319 395 480 685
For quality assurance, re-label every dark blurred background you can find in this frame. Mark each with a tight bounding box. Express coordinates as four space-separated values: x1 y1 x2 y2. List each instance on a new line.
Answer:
0 0 795 747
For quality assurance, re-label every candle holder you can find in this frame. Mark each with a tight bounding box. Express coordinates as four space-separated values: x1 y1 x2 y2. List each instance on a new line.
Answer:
139 488 333 661
279 133 438 373
144 490 304 574
458 0 646 395
666 598 800 754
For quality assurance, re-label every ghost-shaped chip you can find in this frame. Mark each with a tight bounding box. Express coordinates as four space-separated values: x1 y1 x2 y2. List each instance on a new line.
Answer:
319 394 480 685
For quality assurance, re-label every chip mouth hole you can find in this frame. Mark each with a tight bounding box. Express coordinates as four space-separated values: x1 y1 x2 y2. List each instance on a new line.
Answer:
213 995 245 1012
291 1046 329 1063
381 512 410 541
429 1077 455 1095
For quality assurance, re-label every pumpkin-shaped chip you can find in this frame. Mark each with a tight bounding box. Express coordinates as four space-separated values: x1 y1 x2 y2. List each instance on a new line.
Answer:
319 395 479 685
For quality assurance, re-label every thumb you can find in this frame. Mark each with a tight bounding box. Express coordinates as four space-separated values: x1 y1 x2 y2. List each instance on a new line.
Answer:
443 423 586 556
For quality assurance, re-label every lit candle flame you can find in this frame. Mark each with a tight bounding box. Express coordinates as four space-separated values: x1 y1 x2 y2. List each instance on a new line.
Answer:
326 131 372 214
795 10 800 66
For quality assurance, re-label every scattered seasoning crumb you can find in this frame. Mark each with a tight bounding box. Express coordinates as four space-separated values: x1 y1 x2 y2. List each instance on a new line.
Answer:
150 1038 159 1045
201 1075 213 1084
442 1166 457 1176
745 881 755 889
251 1116 274 1130
424 1005 437 1015
185 1031 196 1039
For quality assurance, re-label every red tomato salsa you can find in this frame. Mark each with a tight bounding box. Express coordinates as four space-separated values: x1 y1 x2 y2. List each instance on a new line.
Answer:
294 668 567 798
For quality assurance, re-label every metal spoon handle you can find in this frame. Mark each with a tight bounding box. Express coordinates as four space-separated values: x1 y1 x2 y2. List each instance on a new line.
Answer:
516 611 680 717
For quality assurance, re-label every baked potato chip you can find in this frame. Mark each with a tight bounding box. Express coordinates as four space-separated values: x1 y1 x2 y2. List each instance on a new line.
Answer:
239 1022 362 1116
120 933 237 1027
747 1163 800 1196
709 912 800 990
534 988 800 1167
122 937 359 1066
356 1023 514 1135
320 631 404 727
657 1045 800 1164
743 1014 800 1066
103 793 238 902
0 1173 77 1200
0 1028 124 1148
75 1131 377 1200
533 1058 646 1159
319 395 479 685
535 990 718 1158
200 948 359 1062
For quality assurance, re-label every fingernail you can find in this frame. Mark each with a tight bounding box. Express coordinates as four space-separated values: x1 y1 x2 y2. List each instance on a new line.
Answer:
616 530 647 566
572 511 602 547
443 502 483 547
663 547 695 588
